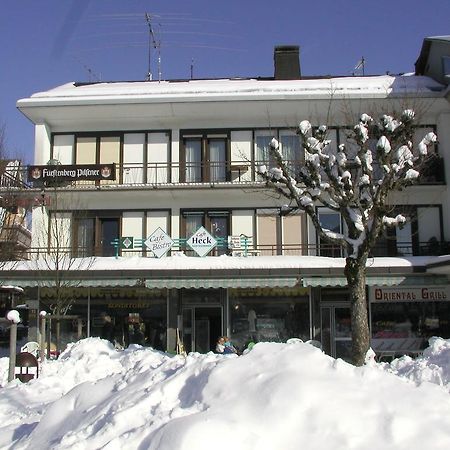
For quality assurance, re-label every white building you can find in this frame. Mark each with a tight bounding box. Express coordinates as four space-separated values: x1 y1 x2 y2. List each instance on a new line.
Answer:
6 41 450 360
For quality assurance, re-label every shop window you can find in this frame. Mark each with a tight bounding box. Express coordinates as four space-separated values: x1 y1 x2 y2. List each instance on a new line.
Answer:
181 134 228 183
229 288 310 352
371 301 450 356
87 288 167 350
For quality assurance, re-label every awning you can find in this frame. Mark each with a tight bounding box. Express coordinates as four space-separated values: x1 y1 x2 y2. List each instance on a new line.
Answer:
145 277 299 289
301 275 448 288
1 279 142 288
1 277 299 290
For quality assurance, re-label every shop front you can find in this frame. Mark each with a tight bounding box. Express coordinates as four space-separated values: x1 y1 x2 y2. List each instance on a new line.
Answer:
369 285 450 359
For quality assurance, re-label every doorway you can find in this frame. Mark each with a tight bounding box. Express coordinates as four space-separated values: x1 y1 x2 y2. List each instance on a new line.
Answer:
182 306 223 353
320 303 352 361
100 218 119 256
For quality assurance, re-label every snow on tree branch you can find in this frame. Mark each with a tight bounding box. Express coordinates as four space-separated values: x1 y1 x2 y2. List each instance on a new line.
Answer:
257 109 437 259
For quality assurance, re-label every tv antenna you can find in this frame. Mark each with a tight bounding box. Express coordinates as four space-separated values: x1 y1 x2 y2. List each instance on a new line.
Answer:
353 56 365 76
145 13 162 81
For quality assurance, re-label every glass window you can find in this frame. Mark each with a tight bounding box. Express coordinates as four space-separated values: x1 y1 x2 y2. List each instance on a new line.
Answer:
229 287 310 352
443 56 450 76
318 209 342 257
76 218 95 257
209 213 229 255
209 138 227 182
184 138 202 183
279 130 301 164
371 301 450 357
182 134 229 183
255 131 275 167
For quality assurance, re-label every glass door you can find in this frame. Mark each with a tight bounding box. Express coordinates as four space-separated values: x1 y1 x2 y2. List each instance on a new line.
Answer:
320 304 352 361
100 218 120 256
182 306 223 353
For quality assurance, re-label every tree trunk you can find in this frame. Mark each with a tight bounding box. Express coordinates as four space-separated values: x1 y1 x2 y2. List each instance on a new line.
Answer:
344 257 370 366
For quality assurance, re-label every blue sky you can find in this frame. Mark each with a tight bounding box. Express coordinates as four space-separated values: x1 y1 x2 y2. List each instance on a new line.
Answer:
1 0 449 162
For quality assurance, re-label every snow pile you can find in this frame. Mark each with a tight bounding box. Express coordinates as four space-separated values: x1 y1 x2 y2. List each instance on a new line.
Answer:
388 337 450 391
1 339 450 449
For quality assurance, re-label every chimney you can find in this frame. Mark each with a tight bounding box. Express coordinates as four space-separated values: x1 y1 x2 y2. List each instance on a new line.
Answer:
274 45 301 80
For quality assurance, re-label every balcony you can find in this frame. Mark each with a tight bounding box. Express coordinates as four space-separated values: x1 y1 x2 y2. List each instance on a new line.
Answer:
17 238 450 261
5 158 446 190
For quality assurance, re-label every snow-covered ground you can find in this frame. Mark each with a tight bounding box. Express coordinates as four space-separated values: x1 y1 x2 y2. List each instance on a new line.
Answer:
1 338 450 450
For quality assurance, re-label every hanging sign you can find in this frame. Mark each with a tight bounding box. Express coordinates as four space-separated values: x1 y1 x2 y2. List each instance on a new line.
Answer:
187 226 217 257
28 164 116 182
145 227 174 258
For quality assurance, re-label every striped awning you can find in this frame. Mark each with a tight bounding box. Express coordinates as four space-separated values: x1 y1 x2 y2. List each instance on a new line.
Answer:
145 277 299 289
2 277 299 290
301 275 448 288
1 279 142 288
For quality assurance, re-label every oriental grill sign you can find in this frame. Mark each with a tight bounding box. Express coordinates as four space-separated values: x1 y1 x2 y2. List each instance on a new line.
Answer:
28 164 116 182
370 286 450 303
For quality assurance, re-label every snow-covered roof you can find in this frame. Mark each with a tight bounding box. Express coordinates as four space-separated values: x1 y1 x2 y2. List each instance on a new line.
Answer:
0 254 440 273
17 75 445 108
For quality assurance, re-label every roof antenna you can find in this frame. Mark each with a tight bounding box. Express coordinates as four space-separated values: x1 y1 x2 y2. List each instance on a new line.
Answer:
353 57 365 76
145 13 162 82
190 58 194 79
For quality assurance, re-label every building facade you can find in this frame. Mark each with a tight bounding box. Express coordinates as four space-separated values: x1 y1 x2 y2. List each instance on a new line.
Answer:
4 42 450 360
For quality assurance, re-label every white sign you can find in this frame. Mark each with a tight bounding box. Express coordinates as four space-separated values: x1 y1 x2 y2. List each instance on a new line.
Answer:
187 226 217 257
370 286 450 303
144 227 174 258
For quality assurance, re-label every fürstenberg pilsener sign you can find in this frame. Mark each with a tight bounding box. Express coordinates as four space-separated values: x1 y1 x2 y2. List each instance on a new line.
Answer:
28 164 116 182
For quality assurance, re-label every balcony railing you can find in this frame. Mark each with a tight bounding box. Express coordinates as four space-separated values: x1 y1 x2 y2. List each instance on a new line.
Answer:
13 239 450 262
4 157 445 190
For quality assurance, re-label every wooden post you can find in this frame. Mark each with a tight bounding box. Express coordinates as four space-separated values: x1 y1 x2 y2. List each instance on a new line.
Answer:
8 322 18 383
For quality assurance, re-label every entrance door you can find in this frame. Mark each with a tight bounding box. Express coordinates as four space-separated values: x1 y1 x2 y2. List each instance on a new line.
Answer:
100 218 120 256
320 304 352 361
182 306 222 353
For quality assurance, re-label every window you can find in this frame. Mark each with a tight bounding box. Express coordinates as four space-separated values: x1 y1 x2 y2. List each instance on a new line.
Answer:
75 218 95 257
318 208 342 257
182 211 230 256
73 215 120 257
181 133 228 183
229 288 310 351
255 129 304 179
255 131 275 167
443 56 450 77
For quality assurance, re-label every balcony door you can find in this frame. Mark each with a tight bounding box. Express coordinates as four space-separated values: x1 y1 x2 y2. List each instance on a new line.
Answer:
100 218 120 257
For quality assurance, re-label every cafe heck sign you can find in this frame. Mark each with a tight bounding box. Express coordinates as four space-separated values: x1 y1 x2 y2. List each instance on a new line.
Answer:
28 164 116 182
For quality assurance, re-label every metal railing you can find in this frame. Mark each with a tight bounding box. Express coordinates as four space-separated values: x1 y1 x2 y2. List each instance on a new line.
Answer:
14 239 450 261
4 157 445 190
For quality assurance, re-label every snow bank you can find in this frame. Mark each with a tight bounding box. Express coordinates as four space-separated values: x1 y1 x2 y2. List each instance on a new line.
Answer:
1 338 450 449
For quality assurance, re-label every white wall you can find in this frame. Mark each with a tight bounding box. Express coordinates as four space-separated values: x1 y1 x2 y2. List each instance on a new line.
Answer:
34 124 51 164
231 210 254 237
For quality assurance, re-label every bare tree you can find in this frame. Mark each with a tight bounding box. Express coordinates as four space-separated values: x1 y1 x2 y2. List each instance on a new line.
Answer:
0 123 31 266
29 188 94 352
258 110 437 366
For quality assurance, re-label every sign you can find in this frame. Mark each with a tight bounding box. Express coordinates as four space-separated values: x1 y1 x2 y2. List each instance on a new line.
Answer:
187 226 217 257
120 237 134 250
370 286 450 303
28 164 116 182
144 227 174 258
